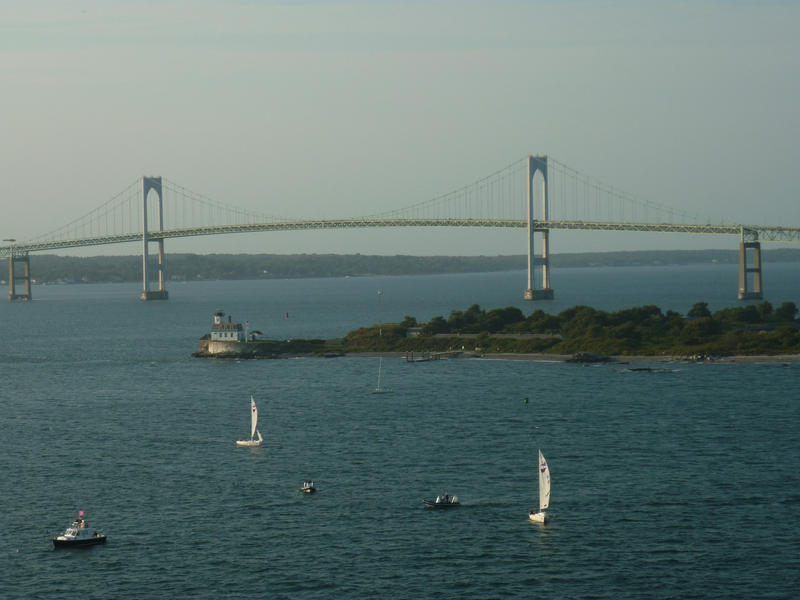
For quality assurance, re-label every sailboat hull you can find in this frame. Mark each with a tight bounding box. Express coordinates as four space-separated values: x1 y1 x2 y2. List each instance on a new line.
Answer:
235 439 262 447
529 511 547 523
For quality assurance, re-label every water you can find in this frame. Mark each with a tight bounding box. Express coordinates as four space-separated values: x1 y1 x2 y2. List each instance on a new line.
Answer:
1 264 799 599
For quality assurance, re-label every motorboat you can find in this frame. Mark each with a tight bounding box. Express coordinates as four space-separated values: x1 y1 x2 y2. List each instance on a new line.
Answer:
423 494 460 508
53 513 106 547
300 480 316 494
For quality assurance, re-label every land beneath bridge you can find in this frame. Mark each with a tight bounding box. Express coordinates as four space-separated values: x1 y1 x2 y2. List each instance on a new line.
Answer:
10 248 800 284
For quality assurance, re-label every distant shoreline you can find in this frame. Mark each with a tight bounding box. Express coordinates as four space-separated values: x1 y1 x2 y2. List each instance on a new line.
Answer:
15 248 800 285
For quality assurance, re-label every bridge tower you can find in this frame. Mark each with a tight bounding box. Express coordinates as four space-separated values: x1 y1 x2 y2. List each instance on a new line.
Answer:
140 176 168 301
524 155 554 300
8 251 32 301
738 233 763 300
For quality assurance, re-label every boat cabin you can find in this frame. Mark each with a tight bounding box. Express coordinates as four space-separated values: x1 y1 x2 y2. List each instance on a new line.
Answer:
57 520 103 541
65 519 90 532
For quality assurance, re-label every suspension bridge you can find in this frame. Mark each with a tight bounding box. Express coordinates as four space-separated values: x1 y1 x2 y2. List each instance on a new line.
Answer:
2 155 798 302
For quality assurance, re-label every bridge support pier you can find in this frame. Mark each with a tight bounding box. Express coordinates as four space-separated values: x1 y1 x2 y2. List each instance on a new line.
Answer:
738 241 763 300
140 176 168 301
524 155 554 300
8 252 32 301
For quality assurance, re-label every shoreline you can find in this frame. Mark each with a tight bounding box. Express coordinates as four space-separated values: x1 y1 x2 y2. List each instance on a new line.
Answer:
193 345 800 364
344 351 800 364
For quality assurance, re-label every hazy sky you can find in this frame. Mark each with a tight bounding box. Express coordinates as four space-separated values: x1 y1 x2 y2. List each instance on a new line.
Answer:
2 0 798 256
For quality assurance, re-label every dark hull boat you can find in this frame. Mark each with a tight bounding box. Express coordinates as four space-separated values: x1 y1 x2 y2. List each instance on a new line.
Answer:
53 535 107 548
423 495 460 508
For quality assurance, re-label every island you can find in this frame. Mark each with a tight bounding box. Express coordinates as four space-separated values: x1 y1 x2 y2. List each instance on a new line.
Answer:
192 301 800 361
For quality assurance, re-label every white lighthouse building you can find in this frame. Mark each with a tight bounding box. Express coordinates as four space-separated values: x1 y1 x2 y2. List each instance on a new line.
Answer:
210 310 245 342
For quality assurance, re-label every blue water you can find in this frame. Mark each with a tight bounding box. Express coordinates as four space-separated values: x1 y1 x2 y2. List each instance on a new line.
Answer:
1 264 799 599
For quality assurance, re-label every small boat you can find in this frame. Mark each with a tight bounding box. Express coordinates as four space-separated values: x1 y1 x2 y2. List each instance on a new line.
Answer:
236 395 263 447
372 357 392 394
423 494 460 508
300 480 316 494
53 512 106 547
529 449 550 523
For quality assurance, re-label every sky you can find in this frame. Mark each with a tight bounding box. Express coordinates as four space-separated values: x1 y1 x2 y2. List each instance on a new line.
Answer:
1 0 799 257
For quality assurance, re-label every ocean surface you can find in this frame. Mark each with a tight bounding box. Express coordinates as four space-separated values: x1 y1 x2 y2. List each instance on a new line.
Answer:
1 263 799 599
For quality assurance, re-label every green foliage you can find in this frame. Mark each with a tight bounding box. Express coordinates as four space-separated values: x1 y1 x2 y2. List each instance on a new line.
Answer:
342 300 800 357
521 310 560 333
757 301 773 321
421 316 450 335
714 305 760 324
400 315 418 328
775 302 798 322
342 324 406 351
688 302 711 318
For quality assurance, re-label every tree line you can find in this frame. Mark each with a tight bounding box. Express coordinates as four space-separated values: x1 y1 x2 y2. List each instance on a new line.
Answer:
342 301 800 356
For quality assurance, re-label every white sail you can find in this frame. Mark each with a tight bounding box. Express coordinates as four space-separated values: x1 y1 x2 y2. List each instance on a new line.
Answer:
250 396 258 439
538 449 550 511
236 396 262 447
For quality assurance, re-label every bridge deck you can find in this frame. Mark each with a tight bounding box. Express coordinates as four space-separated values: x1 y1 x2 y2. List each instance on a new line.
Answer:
2 219 799 256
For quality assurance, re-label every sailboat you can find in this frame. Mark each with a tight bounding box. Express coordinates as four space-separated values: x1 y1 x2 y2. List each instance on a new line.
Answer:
236 395 263 447
371 356 392 394
529 449 550 523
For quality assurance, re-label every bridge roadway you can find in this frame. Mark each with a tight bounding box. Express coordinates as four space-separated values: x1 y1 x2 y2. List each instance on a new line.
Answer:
2 219 800 256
